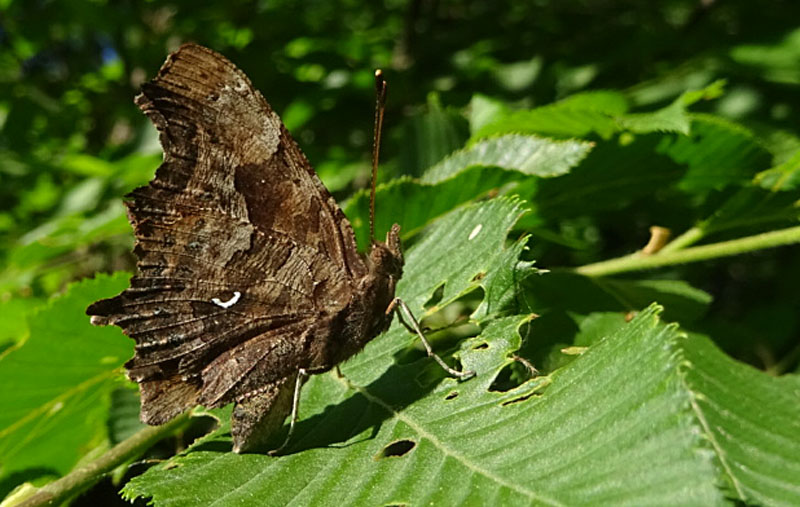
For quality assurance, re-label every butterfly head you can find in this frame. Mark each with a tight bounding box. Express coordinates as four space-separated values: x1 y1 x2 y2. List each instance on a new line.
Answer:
369 223 403 280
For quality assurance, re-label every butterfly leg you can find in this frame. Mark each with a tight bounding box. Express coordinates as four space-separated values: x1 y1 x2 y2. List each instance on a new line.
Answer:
268 368 308 456
390 298 475 379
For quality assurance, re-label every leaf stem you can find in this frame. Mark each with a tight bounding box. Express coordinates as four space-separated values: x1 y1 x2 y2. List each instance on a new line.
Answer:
16 412 191 507
574 225 800 277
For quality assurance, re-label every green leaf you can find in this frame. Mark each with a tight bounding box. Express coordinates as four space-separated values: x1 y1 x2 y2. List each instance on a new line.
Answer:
60 154 116 178
617 99 691 135
699 186 800 239
492 57 542 92
344 169 518 250
730 26 800 84
658 114 772 192
124 305 749 506
0 273 133 481
468 94 510 134
605 80 724 136
0 202 130 293
108 387 147 445
522 271 712 324
534 135 684 219
421 134 593 184
472 90 628 140
0 297 42 347
675 148 800 244
755 147 800 191
680 334 800 505
396 197 533 320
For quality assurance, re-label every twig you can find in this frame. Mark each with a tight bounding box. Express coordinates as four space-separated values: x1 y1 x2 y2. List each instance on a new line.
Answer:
574 225 800 277
16 412 191 507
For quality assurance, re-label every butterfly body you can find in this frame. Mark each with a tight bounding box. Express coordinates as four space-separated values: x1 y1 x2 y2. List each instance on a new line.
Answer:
87 44 403 451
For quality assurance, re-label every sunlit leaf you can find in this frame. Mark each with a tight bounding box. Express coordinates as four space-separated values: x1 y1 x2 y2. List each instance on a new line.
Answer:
0 273 132 481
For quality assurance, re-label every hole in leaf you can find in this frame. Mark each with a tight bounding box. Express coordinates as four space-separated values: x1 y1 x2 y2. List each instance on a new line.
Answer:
376 439 416 459
471 271 486 282
501 392 537 406
489 361 533 392
472 342 489 350
450 357 466 376
445 391 458 400
423 284 445 311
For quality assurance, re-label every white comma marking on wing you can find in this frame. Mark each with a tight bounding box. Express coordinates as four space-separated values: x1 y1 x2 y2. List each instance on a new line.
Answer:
212 291 242 309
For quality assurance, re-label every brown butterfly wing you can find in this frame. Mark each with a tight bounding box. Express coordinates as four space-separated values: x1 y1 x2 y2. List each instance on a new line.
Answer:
87 44 365 424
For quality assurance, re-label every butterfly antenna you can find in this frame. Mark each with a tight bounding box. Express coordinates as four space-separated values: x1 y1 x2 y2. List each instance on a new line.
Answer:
370 69 388 242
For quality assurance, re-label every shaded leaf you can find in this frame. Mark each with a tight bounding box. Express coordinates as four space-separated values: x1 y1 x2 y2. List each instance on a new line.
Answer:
108 387 147 445
699 186 800 238
534 135 684 219
521 271 712 323
755 148 800 191
659 114 771 192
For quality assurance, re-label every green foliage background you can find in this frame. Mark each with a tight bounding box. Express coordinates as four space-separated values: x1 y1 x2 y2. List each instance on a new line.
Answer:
1 1 799 505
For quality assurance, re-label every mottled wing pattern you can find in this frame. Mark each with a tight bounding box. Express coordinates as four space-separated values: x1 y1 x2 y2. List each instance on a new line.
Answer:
88 44 364 424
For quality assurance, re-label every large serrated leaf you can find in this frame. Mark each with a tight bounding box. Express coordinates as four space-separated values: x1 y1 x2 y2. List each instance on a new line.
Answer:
0 273 132 482
123 302 739 506
617 80 725 135
422 134 593 184
472 90 628 140
680 334 800 505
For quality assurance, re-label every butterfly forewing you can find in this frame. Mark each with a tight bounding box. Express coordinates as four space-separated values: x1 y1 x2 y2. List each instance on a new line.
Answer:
88 44 363 415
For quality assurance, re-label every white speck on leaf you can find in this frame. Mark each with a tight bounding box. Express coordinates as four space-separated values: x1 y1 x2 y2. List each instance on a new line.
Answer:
469 224 483 240
212 291 241 309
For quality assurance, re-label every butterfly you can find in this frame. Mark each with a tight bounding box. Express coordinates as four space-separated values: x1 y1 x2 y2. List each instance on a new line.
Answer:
87 43 470 453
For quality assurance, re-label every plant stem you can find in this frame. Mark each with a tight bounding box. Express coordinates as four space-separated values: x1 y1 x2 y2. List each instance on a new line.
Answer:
574 225 800 277
16 412 191 507
657 225 705 253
